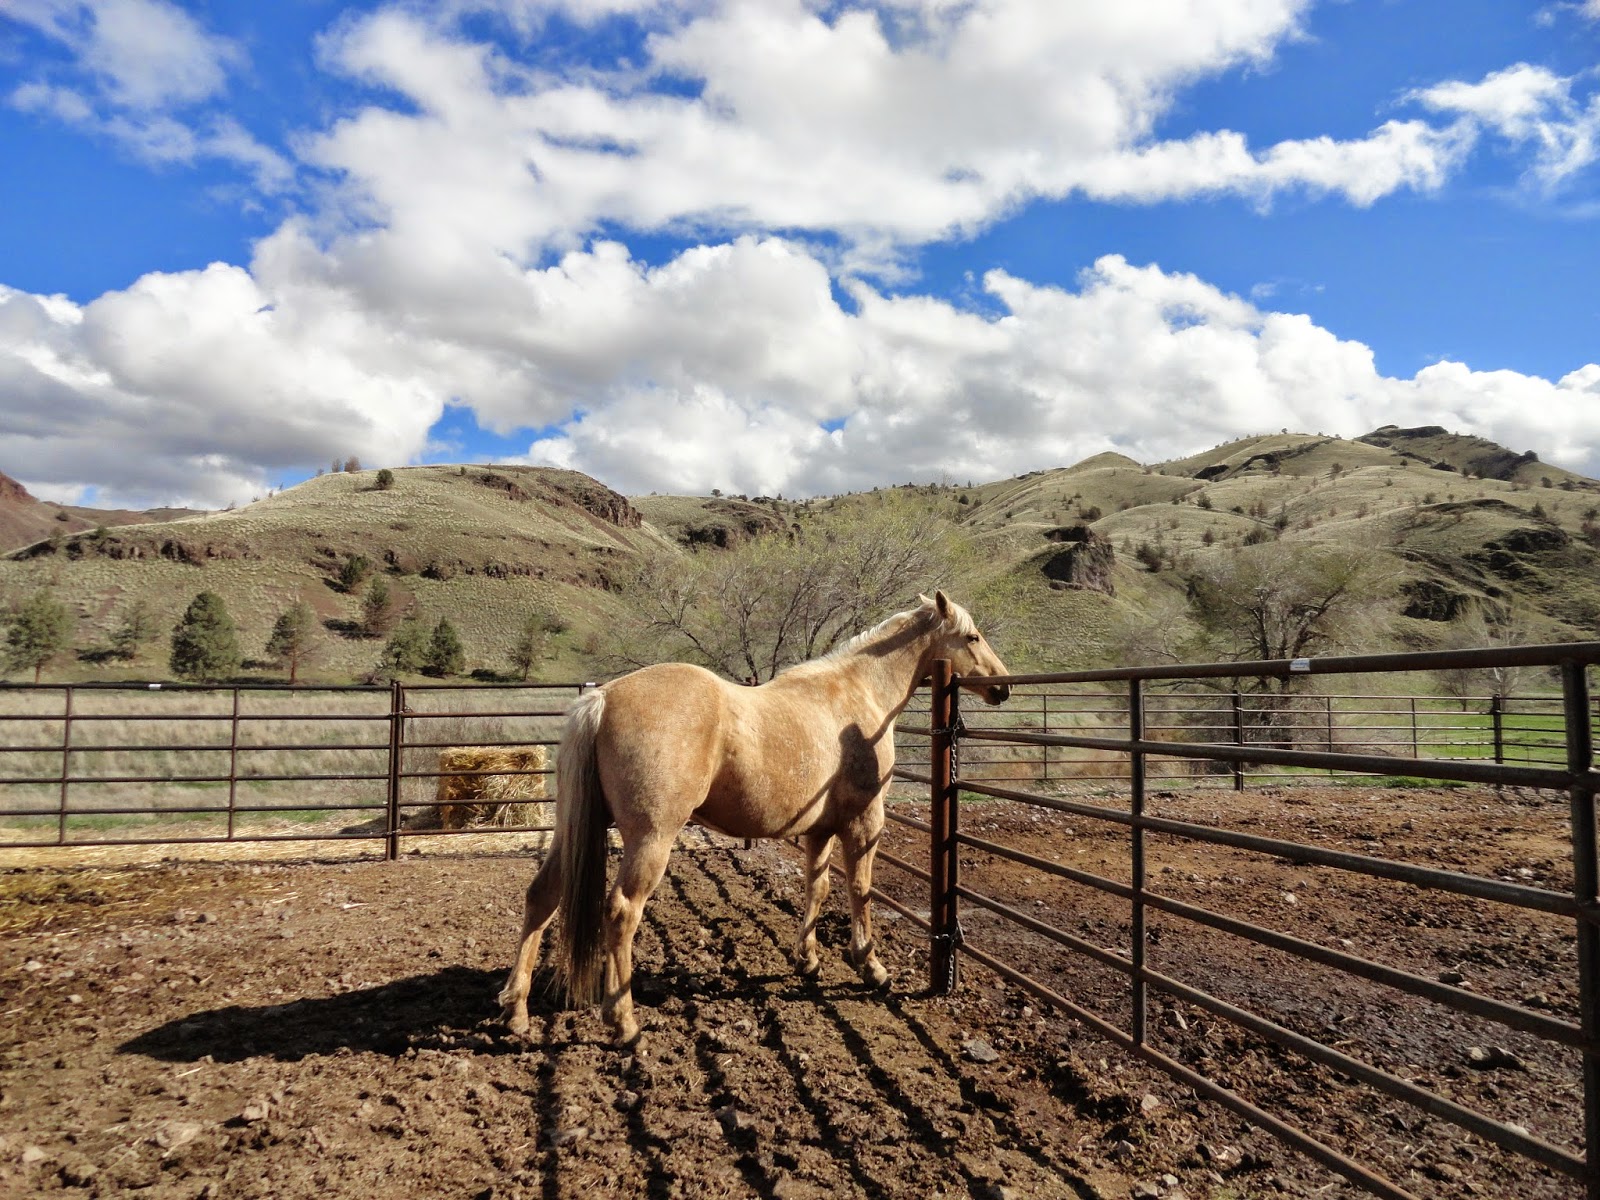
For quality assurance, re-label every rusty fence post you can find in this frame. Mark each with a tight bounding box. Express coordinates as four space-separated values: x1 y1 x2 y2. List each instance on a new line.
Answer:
226 688 241 841
929 659 960 994
1491 694 1505 765
1231 690 1245 792
1041 692 1050 783
1130 677 1148 1046
56 686 72 847
385 679 405 862
1562 661 1600 1200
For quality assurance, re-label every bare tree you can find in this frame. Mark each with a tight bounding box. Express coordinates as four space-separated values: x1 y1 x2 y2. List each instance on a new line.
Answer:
613 497 971 681
1187 543 1393 678
1186 543 1394 747
1434 601 1546 706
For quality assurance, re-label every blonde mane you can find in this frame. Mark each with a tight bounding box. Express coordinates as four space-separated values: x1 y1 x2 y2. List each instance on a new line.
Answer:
822 593 975 663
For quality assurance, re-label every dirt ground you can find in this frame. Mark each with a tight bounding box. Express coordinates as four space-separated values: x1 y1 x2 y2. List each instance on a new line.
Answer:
0 783 1588 1200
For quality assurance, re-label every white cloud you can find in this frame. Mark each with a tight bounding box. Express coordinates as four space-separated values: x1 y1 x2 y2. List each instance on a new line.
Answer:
4 0 291 191
510 248 1600 497
300 1 1483 262
1412 63 1600 190
7 0 242 110
3 1 1598 507
3 234 1597 508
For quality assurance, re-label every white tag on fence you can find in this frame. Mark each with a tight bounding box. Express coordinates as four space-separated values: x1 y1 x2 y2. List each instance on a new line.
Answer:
1289 658 1312 673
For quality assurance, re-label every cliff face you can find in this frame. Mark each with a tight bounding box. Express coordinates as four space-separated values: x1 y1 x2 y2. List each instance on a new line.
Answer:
1040 525 1117 596
0 471 60 552
0 472 30 505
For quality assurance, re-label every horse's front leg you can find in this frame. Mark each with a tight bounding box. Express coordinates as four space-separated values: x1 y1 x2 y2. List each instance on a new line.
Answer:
838 805 890 990
794 831 835 978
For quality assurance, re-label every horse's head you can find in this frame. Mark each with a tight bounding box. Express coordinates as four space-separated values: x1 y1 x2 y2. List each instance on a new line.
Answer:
921 590 1010 705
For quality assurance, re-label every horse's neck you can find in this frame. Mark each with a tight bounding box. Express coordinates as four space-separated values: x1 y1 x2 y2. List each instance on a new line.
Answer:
832 626 935 722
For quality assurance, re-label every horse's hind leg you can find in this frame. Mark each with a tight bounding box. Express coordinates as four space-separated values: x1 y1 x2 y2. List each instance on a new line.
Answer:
794 831 835 978
498 851 562 1036
602 832 674 1045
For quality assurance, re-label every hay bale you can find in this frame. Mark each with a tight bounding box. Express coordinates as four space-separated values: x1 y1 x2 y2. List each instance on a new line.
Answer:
433 746 550 830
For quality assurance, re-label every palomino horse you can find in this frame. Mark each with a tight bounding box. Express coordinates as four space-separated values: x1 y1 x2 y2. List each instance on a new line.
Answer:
498 590 1009 1044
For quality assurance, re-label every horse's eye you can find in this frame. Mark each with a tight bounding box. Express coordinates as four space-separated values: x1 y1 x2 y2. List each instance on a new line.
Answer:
966 633 980 644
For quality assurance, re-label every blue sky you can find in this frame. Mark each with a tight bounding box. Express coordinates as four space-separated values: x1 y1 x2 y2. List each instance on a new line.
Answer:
1 0 1597 508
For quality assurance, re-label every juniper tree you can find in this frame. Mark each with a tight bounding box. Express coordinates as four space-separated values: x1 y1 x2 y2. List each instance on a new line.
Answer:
509 606 562 680
5 591 72 682
378 617 430 675
170 592 241 682
265 600 318 684
109 598 157 661
424 618 465 677
359 576 397 638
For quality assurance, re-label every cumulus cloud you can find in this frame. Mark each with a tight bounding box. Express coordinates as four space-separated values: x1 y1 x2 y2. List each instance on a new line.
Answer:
522 252 1600 496
7 0 241 109
299 1 1485 263
3 233 1597 507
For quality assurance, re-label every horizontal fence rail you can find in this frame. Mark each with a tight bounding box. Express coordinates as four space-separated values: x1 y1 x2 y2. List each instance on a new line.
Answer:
904 641 1600 1200
0 679 593 858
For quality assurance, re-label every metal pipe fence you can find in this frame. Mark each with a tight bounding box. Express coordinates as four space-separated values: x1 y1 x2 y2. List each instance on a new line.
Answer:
929 686 1591 790
890 640 1600 1200
0 679 592 858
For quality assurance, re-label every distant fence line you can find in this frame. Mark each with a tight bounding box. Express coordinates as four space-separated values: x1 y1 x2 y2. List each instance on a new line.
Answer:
0 679 590 857
1 666 1598 856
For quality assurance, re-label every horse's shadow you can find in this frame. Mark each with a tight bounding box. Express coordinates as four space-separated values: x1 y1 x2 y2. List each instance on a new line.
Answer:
118 966 525 1064
117 963 877 1065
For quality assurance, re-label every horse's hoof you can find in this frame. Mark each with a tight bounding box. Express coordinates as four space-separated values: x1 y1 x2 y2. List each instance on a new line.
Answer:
504 1009 531 1037
862 962 890 990
614 1019 641 1047
796 957 821 980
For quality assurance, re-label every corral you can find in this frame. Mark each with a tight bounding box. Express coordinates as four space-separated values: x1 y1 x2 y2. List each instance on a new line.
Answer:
1 643 1597 1199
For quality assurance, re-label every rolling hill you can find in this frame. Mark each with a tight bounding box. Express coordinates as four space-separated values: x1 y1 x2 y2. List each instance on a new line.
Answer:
1 427 1596 683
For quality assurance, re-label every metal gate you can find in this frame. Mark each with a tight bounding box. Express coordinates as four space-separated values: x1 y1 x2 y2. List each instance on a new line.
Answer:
888 642 1600 1200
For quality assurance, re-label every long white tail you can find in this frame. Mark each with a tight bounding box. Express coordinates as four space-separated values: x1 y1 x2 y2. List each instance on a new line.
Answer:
556 688 609 1007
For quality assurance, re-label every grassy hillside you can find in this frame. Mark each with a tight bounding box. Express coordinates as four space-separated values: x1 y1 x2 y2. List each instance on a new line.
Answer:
0 466 666 684
2 430 1596 686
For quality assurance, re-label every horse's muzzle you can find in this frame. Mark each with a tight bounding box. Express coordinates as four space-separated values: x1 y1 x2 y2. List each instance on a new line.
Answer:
985 684 1010 705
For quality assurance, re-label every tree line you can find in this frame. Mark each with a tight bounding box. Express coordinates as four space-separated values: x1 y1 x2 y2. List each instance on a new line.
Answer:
0 589 563 685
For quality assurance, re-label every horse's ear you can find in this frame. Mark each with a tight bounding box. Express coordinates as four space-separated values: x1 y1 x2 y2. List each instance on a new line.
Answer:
917 592 934 607
934 590 951 618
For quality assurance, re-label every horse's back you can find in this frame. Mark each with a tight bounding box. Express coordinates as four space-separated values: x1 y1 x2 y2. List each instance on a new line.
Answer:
587 663 737 827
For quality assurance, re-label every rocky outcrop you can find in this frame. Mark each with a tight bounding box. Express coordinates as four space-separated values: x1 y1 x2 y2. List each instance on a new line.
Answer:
478 469 643 530
1040 526 1116 595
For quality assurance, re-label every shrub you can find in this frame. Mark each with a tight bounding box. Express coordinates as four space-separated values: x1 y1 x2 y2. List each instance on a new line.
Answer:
375 468 395 491
337 554 373 593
